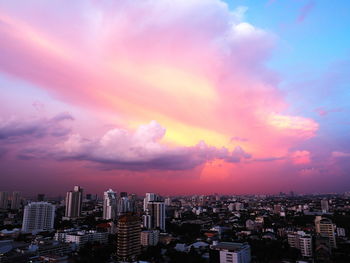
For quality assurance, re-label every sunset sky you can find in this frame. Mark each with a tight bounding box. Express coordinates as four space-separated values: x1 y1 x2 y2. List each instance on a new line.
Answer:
1 0 350 196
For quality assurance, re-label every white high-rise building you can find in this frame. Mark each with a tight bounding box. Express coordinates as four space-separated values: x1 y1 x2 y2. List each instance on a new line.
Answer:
22 202 55 234
11 191 21 210
65 186 83 218
103 189 117 220
143 193 158 211
142 213 152 229
147 201 166 232
0 191 9 209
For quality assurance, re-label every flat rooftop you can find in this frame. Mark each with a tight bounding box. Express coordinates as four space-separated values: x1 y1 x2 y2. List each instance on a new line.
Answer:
211 242 249 252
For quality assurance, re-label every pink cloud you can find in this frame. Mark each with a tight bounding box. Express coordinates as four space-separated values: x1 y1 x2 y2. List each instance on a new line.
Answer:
290 150 311 165
0 0 323 193
297 1 315 23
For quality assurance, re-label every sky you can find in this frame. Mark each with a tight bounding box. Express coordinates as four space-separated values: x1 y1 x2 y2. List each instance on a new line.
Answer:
0 0 350 196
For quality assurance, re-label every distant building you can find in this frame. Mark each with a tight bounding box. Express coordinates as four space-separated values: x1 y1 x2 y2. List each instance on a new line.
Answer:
273 204 282 214
245 219 255 231
0 191 9 209
165 197 171 206
235 202 244 211
209 242 251 263
55 230 108 249
147 201 166 232
22 202 55 234
228 203 235 212
117 214 141 262
103 189 117 220
118 196 131 215
10 191 21 210
315 216 336 248
128 194 137 213
143 193 159 211
321 199 329 213
337 227 346 237
141 230 159 246
65 186 83 219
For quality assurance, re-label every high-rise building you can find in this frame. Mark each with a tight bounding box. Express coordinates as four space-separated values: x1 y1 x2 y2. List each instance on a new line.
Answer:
321 199 329 213
65 186 83 219
315 216 336 248
209 242 251 263
146 201 166 232
0 191 9 209
118 196 131 215
142 212 152 229
287 231 313 257
10 191 21 210
22 202 55 234
103 189 117 220
117 214 141 262
128 194 137 213
143 193 159 211
164 197 171 206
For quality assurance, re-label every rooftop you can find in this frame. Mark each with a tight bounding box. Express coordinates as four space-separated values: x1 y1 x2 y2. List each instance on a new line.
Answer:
211 242 249 252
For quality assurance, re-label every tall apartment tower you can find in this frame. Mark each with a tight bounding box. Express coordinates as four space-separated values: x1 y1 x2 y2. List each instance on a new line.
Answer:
118 196 131 216
143 193 158 211
117 214 141 262
65 186 83 218
146 201 166 232
315 216 337 248
103 189 117 220
0 191 9 209
22 202 55 234
10 191 21 210
128 194 137 213
321 199 329 213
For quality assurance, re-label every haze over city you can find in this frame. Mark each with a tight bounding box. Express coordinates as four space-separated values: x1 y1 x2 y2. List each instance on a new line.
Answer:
1 0 350 196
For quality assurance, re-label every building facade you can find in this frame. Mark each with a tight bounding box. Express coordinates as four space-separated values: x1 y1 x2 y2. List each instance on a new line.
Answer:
103 189 117 220
65 186 83 219
10 191 21 210
315 216 337 248
141 230 160 246
146 201 166 232
22 202 55 234
209 242 251 263
0 191 8 209
117 214 141 262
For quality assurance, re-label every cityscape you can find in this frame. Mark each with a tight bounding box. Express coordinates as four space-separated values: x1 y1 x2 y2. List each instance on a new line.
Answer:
1 0 350 262
1 188 350 262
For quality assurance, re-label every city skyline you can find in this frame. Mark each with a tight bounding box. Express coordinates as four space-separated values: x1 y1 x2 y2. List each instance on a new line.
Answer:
1 0 350 195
